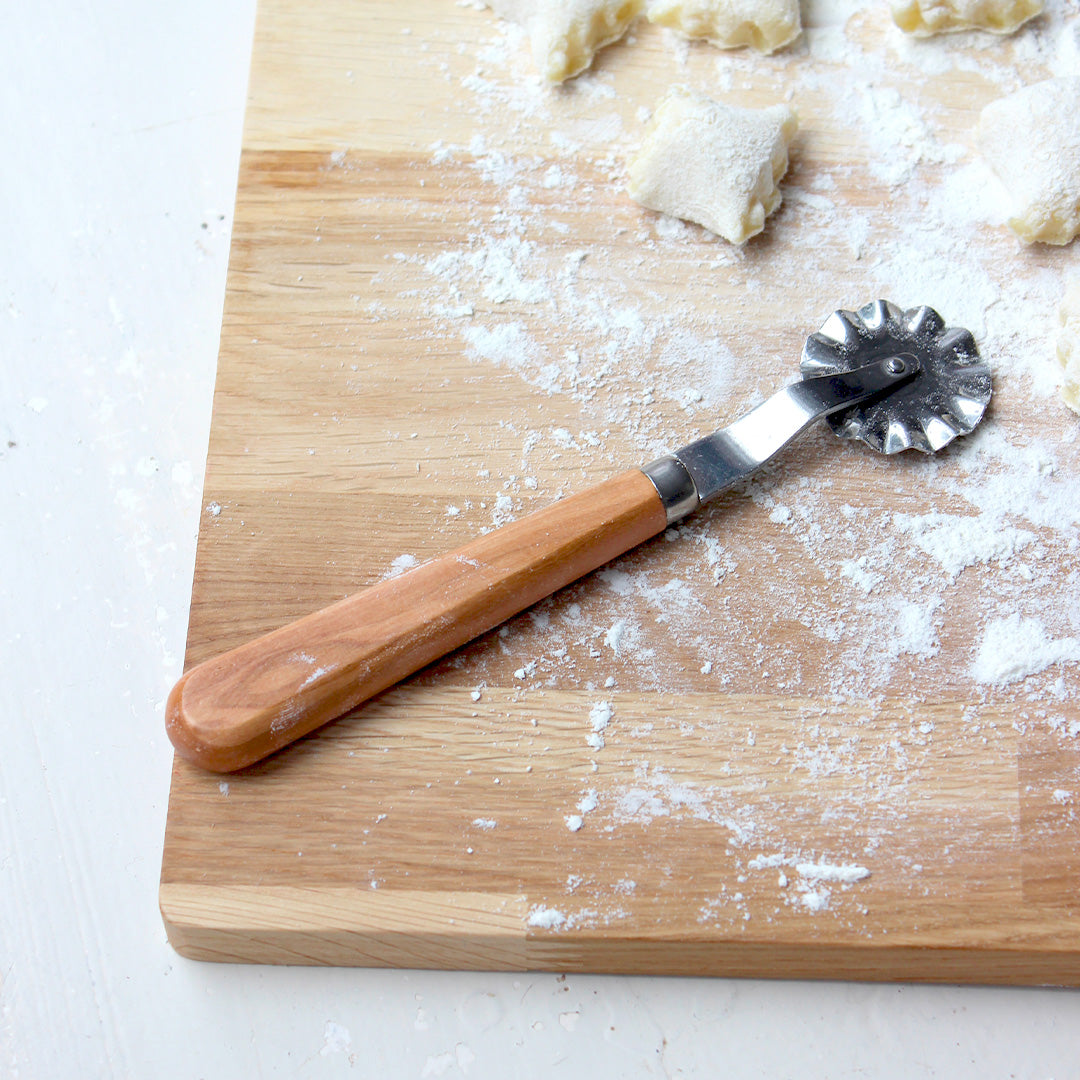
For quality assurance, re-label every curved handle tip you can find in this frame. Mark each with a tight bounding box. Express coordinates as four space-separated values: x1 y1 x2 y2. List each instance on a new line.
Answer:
166 671 267 774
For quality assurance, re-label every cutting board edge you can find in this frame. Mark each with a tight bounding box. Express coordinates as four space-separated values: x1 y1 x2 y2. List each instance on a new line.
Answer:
159 883 1080 985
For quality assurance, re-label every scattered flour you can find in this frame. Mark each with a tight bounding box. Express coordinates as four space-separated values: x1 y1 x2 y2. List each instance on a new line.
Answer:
796 861 871 885
798 888 830 912
298 665 333 690
587 700 612 749
748 852 787 870
527 906 566 929
840 556 879 594
788 862 871 912
513 659 537 680
971 615 1080 686
400 5 1080 938
603 618 628 655
888 599 940 660
384 553 420 579
892 511 1035 578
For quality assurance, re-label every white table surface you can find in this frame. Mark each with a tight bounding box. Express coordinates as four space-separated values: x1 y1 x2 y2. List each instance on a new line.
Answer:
3 3 1080 1077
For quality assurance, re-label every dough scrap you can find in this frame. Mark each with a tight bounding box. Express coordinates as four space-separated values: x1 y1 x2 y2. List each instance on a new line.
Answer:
890 0 1042 36
976 78 1080 246
486 0 644 82
627 86 797 244
1058 279 1080 415
646 0 800 54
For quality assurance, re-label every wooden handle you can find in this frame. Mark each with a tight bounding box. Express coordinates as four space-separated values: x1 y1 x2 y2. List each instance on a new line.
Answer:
167 468 668 772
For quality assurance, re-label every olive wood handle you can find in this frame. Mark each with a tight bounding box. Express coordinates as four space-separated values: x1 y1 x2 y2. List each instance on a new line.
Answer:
166 468 668 772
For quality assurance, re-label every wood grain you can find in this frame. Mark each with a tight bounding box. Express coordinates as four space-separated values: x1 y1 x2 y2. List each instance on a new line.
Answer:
161 0 1080 979
167 469 666 771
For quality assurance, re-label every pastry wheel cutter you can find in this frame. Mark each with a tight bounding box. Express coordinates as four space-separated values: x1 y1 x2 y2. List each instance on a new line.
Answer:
167 299 992 771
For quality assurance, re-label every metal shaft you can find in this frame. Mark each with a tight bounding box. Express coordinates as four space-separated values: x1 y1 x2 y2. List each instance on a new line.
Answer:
643 354 919 524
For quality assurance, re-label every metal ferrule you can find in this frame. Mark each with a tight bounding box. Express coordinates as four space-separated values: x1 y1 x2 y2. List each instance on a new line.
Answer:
642 456 700 525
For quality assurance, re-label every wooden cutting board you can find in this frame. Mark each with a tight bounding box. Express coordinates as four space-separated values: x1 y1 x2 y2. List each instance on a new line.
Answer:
160 0 1080 981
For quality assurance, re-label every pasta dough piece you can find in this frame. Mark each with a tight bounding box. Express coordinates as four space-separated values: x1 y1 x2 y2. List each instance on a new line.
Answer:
627 86 797 244
646 0 800 54
486 0 644 82
976 78 1080 246
1058 279 1080 415
890 0 1042 36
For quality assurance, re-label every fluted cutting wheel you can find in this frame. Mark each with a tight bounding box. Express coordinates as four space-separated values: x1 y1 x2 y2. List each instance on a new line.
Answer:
800 299 993 454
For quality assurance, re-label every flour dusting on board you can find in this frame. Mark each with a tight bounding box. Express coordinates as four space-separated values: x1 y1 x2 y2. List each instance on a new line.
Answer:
972 615 1080 686
338 3 1080 936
